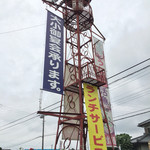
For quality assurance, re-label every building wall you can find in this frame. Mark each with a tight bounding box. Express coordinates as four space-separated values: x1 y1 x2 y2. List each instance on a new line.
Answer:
141 143 149 150
133 143 149 150
138 143 148 150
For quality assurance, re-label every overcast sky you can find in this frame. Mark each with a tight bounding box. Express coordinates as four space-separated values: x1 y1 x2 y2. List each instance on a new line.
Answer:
0 0 150 149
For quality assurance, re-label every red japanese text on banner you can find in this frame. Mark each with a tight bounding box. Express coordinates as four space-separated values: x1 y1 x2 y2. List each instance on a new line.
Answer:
83 83 107 150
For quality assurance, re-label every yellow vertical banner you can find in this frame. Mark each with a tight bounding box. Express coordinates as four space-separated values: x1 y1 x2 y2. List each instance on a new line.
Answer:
83 83 107 150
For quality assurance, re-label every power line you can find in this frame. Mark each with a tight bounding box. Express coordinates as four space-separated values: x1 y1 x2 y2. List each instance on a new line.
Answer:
112 91 150 106
0 111 36 128
109 69 150 106
109 67 150 91
0 24 45 35
1 81 149 131
5 136 41 149
113 110 150 122
109 65 150 85
0 101 61 131
113 95 150 108
114 107 150 118
4 133 56 149
5 110 150 148
1 59 150 133
108 58 150 80
111 86 150 103
111 77 150 99
0 115 40 132
50 105 61 111
0 101 61 128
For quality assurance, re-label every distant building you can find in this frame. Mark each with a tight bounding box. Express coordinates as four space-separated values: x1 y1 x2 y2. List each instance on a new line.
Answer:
131 119 150 150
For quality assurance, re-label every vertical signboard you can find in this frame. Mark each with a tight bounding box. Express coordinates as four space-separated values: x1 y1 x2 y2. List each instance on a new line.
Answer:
93 36 105 69
83 83 107 150
43 11 64 94
93 36 116 147
100 86 117 147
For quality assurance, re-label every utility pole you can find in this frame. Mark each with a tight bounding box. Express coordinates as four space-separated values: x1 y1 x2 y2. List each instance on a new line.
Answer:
40 114 45 150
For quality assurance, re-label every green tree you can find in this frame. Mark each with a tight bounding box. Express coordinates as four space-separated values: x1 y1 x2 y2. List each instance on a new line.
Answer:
0 147 2 150
116 133 133 150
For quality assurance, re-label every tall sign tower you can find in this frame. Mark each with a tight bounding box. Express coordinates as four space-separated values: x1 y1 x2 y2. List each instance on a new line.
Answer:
38 0 116 150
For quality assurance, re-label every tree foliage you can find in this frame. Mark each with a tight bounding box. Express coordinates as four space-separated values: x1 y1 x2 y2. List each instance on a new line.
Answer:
0 147 2 150
116 133 133 150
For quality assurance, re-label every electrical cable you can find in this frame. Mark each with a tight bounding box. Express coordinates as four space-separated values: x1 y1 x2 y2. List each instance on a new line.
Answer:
4 136 41 149
50 106 61 111
113 107 150 119
0 115 40 132
110 71 150 99
108 59 150 106
0 24 45 35
0 111 36 128
113 110 150 122
109 68 150 91
0 105 61 135
108 58 150 80
0 101 61 131
4 133 56 149
109 68 150 107
111 86 150 103
5 110 150 148
109 65 150 85
2 87 149 132
112 91 150 106
1 59 150 136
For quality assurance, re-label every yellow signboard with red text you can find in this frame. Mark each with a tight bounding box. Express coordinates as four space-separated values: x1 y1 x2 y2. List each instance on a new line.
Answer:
83 83 107 150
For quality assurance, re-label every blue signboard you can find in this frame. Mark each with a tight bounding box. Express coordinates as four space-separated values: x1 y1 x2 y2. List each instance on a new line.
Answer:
43 11 64 94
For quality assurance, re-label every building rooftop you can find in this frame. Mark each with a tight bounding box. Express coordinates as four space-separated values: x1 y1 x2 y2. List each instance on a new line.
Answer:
131 134 150 143
138 119 150 127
